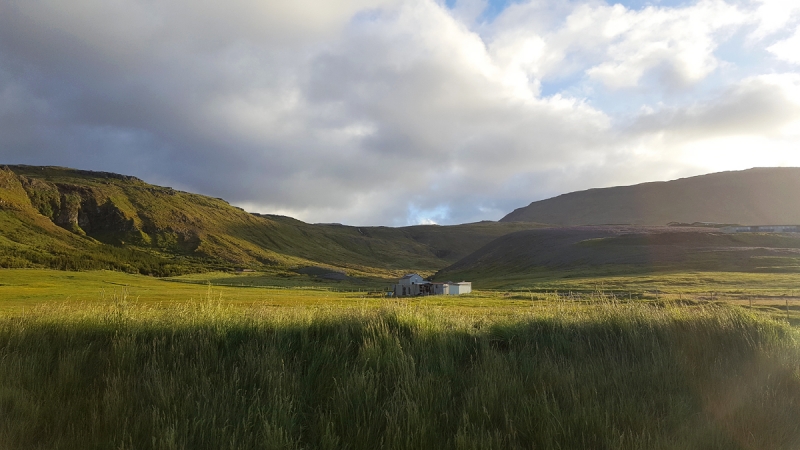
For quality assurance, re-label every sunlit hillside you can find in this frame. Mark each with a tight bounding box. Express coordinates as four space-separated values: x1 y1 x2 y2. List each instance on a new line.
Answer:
0 165 546 277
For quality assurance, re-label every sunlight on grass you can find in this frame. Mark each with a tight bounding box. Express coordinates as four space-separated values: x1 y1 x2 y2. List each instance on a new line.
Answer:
1 296 799 449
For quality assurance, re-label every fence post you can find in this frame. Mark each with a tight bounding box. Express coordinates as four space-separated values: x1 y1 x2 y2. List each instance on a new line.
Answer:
787 297 791 323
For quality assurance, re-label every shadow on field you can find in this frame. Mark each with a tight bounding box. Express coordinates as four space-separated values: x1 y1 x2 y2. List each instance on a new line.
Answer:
1 304 799 449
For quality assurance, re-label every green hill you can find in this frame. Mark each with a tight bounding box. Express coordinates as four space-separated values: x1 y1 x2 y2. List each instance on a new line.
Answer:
435 226 800 285
501 167 800 226
0 165 545 277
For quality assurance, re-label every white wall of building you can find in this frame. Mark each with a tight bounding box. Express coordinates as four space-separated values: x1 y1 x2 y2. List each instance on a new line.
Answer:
432 283 449 295
448 282 471 295
393 275 471 297
398 274 424 286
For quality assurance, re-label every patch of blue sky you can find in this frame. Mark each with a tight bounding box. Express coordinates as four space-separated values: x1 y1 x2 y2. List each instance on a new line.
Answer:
480 0 524 22
606 0 695 10
406 203 451 225
444 0 525 23
546 73 710 128
446 0 698 23
535 69 638 116
713 28 780 80
578 86 654 119
579 64 777 130
539 72 590 98
544 33 780 123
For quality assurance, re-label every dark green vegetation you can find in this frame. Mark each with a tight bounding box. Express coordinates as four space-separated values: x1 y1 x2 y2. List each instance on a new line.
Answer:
437 226 800 286
502 167 800 225
0 165 544 277
1 302 798 449
6 165 800 289
5 164 800 450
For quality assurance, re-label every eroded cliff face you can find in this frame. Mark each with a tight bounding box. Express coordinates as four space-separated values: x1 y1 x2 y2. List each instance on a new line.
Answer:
17 175 136 240
1 166 199 253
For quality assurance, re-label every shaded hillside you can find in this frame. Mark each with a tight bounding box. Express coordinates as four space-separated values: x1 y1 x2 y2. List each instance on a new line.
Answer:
244 214 546 273
436 226 800 284
502 168 800 226
0 165 545 275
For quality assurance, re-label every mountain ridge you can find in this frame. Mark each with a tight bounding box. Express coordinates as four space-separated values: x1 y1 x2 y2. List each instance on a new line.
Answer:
501 167 800 226
6 164 800 282
0 165 547 277
435 225 800 287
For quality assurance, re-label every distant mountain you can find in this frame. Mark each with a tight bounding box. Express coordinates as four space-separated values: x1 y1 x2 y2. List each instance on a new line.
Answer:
501 168 800 226
0 165 545 276
435 226 800 285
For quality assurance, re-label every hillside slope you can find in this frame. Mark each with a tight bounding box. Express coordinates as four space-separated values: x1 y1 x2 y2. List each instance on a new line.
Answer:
436 226 800 284
0 167 197 275
501 168 800 226
0 165 545 276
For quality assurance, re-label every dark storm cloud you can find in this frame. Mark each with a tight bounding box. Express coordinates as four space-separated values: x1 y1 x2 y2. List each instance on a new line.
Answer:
1 0 799 225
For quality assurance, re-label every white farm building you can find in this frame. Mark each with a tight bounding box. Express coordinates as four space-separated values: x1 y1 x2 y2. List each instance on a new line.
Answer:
448 282 472 295
393 273 472 297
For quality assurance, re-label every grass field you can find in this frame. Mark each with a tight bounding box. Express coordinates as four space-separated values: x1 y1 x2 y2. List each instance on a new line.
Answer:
0 269 387 313
1 269 800 449
2 269 799 320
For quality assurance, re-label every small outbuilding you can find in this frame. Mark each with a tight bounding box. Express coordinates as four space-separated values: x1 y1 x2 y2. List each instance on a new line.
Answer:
393 274 471 297
430 283 450 295
448 281 472 295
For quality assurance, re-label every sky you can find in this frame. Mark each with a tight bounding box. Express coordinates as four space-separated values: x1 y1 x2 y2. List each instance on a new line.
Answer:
1 0 799 226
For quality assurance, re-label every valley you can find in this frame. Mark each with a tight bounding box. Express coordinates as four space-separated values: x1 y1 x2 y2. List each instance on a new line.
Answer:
0 165 547 278
2 165 800 449
4 165 800 290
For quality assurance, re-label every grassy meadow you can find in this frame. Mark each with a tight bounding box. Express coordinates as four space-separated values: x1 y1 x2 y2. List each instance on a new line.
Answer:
0 269 388 312
1 269 800 449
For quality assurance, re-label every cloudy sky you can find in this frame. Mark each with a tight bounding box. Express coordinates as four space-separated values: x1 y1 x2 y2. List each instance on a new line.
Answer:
1 0 799 225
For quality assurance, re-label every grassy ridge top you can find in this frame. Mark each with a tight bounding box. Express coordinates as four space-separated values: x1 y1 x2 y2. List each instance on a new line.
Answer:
0 165 546 277
502 167 800 225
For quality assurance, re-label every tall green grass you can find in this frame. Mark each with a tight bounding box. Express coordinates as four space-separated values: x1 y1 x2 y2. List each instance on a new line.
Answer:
1 300 799 449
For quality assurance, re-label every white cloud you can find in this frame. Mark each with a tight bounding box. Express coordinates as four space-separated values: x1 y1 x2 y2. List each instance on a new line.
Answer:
489 0 746 90
589 1 745 88
750 0 800 40
630 74 800 138
768 28 800 65
1 0 799 226
625 73 800 176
